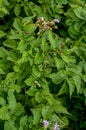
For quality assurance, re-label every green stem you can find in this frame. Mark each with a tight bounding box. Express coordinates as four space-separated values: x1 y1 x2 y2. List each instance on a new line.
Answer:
44 127 47 130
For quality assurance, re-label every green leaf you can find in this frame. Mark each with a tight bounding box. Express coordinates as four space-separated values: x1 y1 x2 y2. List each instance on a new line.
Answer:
4 120 17 130
83 88 86 97
54 57 65 70
74 7 86 20
68 65 82 75
42 37 48 52
82 74 86 82
26 86 37 96
31 108 41 125
0 106 10 120
53 104 69 114
84 63 86 73
22 16 35 25
61 54 76 63
42 106 52 119
13 18 22 32
8 89 16 113
34 52 43 64
67 78 75 97
0 0 2 5
57 0 68 5
74 21 83 32
19 126 23 130
17 51 30 64
0 68 5 74
5 72 15 83
25 76 35 86
72 74 81 94
14 103 24 116
17 40 27 53
24 24 35 34
49 70 66 84
61 116 69 127
43 94 55 105
0 30 6 38
7 51 19 62
14 4 21 16
20 115 28 127
48 31 56 49
68 25 79 39
0 47 7 58
0 97 6 106
3 39 17 49
32 65 41 78
58 81 68 96
35 92 42 103
0 7 9 15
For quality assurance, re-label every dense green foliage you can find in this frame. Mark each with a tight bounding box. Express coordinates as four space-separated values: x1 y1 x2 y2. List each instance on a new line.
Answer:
0 0 86 129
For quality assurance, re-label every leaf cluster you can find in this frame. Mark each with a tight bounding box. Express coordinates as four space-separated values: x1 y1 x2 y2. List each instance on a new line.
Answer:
0 0 86 130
